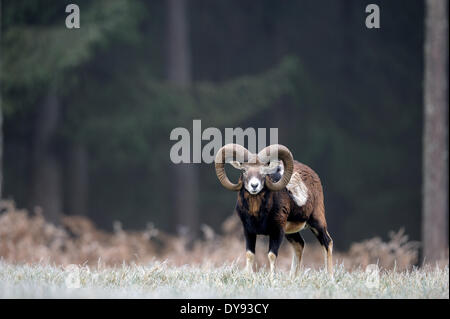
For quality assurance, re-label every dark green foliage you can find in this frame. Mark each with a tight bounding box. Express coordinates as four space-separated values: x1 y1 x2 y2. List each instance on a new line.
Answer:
1 0 424 248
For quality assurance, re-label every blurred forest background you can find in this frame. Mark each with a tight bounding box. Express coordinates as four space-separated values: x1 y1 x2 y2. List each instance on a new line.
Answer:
0 0 448 264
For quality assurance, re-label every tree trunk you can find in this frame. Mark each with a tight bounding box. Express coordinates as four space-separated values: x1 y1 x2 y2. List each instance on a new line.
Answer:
167 0 192 87
166 0 199 241
339 0 355 79
0 0 3 200
0 90 2 201
66 143 88 216
31 83 63 223
422 0 449 263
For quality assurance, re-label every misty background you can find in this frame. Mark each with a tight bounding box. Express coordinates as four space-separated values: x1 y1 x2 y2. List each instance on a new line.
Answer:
0 0 447 257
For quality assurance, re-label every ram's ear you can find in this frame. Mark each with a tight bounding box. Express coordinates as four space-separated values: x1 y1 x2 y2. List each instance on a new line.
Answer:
229 161 244 170
260 160 281 174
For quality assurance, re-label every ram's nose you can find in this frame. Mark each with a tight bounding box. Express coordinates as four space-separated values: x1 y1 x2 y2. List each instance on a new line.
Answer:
251 183 259 190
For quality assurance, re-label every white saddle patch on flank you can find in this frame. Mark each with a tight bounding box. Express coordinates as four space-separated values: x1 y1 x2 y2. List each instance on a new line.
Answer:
286 172 309 207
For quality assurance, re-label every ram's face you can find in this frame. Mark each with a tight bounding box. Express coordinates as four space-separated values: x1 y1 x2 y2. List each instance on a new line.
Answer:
215 143 293 193
242 165 265 194
231 161 283 195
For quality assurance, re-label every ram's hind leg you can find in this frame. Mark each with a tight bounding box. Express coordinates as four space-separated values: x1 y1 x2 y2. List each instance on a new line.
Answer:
285 232 305 277
309 220 333 276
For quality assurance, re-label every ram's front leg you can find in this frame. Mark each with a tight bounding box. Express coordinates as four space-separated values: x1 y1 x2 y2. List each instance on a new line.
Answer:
244 229 256 273
268 230 284 277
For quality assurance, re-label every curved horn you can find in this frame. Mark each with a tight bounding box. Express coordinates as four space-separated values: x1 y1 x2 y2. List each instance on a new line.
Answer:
257 144 294 191
215 144 252 191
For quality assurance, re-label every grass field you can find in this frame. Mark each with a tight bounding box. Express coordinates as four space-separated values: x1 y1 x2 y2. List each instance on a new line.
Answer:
0 202 448 299
0 261 448 298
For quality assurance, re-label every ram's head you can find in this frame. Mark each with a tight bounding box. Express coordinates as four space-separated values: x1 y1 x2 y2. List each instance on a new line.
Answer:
214 144 294 195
